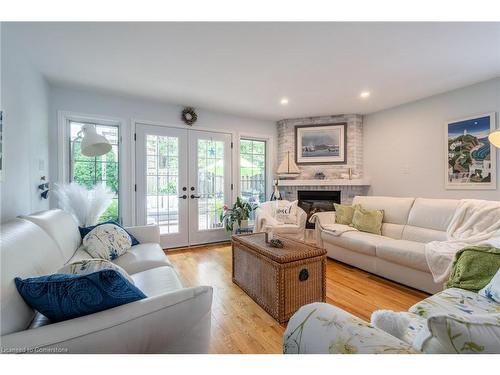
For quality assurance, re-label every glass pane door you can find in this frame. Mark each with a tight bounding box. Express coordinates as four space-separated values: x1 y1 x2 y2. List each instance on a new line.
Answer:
136 124 188 248
197 138 225 230
146 134 180 234
188 130 232 245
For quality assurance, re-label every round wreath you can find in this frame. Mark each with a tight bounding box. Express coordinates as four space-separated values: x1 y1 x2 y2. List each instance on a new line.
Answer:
181 107 197 126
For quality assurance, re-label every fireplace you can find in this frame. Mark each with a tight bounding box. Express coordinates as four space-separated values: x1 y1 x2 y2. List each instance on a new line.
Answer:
297 190 341 229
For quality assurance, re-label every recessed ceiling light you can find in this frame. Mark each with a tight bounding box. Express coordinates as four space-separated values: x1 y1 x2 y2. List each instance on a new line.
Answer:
280 98 289 105
360 91 371 99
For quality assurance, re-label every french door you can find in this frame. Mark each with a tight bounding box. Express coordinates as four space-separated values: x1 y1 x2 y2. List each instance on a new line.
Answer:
135 124 232 248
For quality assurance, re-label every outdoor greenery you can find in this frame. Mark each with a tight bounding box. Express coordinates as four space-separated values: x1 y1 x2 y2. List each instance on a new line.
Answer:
72 140 119 223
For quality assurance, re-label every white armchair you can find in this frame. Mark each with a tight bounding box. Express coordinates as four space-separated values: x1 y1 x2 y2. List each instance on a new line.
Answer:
254 200 307 241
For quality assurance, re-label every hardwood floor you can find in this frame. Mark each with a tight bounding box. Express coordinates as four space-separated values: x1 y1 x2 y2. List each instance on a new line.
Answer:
167 243 429 354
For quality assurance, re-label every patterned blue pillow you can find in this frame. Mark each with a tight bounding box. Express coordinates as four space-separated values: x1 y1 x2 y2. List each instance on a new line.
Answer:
79 221 140 246
15 270 146 322
479 268 500 303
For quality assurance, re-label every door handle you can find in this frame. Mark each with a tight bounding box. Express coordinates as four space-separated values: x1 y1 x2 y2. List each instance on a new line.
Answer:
179 194 187 199
190 194 201 199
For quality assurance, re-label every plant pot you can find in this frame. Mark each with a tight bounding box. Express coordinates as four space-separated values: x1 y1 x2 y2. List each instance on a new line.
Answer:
240 219 249 229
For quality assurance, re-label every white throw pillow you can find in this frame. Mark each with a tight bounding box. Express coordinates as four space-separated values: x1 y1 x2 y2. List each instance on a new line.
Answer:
479 269 500 303
83 223 132 260
274 200 298 224
58 258 134 284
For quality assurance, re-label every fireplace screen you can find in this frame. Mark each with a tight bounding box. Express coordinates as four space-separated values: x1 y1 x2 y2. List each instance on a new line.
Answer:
297 190 341 229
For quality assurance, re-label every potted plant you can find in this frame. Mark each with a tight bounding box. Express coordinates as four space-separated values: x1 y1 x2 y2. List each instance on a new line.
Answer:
220 197 256 232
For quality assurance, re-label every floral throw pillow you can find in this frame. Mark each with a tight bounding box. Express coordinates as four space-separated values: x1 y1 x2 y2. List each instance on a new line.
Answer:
479 268 500 303
58 258 134 285
83 224 132 260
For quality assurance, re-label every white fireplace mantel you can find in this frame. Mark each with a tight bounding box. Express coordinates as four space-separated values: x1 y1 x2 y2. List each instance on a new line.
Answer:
276 178 370 187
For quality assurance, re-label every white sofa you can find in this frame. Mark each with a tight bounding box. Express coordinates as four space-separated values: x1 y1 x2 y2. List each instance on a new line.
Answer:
254 200 307 241
314 196 463 294
0 209 213 354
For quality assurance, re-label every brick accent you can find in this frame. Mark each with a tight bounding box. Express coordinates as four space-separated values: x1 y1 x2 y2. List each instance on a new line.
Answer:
276 114 367 204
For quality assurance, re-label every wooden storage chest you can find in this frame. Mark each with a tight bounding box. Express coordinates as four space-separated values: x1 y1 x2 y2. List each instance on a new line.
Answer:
232 233 326 323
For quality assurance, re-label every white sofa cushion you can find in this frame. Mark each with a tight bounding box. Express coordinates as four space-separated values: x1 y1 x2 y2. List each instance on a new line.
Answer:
131 266 183 297
401 225 447 243
406 198 459 232
376 240 429 272
0 219 65 336
112 243 172 275
58 259 134 285
21 209 81 262
321 230 395 256
352 196 415 225
270 223 303 234
380 223 405 239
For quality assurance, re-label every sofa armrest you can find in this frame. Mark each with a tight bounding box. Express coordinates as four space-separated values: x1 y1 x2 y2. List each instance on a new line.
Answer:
309 211 336 248
309 211 336 226
1 286 213 354
125 224 160 244
296 207 307 229
284 303 418 354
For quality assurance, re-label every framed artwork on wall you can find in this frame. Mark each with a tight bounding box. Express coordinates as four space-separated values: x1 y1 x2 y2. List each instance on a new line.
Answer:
295 123 347 165
445 112 497 190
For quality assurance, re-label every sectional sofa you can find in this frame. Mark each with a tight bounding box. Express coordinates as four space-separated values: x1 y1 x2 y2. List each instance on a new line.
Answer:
314 196 462 294
0 209 213 354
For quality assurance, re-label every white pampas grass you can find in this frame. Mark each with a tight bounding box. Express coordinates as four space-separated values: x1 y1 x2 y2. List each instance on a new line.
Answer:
54 182 114 226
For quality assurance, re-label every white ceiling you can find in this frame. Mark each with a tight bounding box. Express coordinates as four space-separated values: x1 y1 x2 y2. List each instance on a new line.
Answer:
8 22 500 120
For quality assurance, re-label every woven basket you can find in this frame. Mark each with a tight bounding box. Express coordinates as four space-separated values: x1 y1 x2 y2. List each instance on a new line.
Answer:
232 233 326 323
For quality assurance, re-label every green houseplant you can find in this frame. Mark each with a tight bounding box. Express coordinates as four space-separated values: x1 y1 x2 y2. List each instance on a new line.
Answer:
220 197 256 232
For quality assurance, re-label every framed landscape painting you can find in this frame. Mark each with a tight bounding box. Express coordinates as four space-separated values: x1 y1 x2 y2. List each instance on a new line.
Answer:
295 123 347 165
445 112 496 190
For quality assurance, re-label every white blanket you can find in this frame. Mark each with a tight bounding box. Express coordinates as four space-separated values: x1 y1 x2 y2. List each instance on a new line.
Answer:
425 199 500 283
309 212 358 236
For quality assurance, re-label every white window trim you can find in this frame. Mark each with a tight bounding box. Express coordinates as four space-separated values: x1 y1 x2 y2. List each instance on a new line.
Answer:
237 133 275 202
57 111 131 224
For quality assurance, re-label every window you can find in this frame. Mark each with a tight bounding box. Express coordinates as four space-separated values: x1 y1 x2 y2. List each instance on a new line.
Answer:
240 139 266 212
69 121 120 223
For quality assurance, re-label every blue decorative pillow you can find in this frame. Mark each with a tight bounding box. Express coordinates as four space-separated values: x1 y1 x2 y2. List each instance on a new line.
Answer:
15 270 146 322
79 221 140 246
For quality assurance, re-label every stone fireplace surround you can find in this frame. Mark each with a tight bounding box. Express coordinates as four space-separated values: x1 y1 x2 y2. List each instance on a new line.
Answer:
276 114 369 205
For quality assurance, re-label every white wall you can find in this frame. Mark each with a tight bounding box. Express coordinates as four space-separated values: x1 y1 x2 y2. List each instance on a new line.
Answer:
1 23 50 222
364 78 500 200
48 85 277 224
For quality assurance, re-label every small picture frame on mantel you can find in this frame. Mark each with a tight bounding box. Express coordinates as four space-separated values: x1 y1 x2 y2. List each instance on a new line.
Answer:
295 123 347 165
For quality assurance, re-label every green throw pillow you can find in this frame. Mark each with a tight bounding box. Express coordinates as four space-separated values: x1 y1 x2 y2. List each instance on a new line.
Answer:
445 245 500 292
351 207 384 235
334 203 359 225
